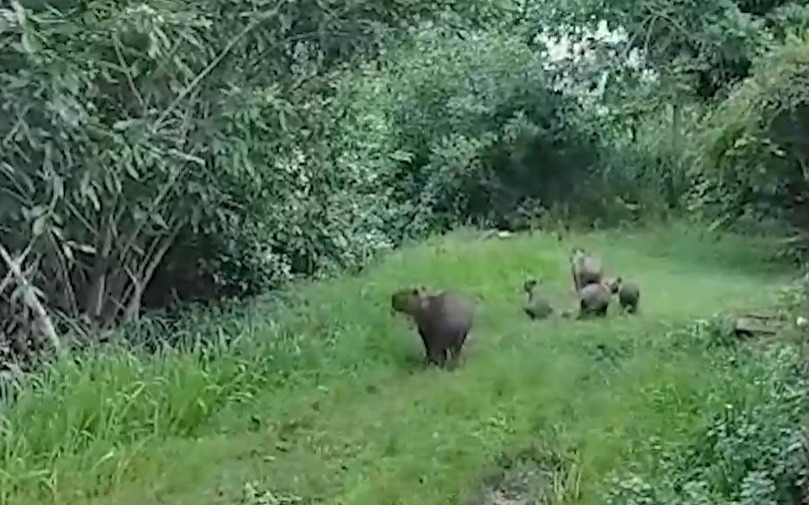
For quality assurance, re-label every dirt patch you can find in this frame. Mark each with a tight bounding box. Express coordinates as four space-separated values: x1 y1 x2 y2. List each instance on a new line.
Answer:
467 444 580 505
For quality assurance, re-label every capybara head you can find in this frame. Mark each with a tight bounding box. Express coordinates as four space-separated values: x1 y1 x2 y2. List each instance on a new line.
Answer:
390 286 427 316
604 276 622 294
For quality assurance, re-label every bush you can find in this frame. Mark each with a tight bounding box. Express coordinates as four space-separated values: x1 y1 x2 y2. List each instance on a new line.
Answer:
695 33 809 240
3 0 606 352
582 105 704 224
333 27 602 232
604 335 809 505
0 0 493 347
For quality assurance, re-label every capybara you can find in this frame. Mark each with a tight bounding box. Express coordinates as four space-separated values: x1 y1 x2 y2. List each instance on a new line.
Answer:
578 282 611 318
569 247 603 292
618 280 640 314
523 278 554 320
391 287 474 367
603 276 622 294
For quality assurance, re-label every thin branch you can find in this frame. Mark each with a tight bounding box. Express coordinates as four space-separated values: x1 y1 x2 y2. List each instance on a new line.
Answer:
0 243 61 353
154 4 286 129
113 34 147 115
2 102 33 147
64 199 97 236
47 233 80 317
122 224 181 323
115 162 186 264
0 240 34 298
83 217 113 321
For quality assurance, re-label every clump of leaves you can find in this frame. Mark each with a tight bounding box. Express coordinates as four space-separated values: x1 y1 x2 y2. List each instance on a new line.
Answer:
604 341 809 505
696 34 809 236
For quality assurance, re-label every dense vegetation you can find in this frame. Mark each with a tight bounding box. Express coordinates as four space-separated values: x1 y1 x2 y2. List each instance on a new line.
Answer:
2 0 809 503
4 0 809 343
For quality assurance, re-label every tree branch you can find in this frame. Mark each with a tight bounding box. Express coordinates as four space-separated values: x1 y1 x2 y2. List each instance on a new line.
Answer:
0 243 61 353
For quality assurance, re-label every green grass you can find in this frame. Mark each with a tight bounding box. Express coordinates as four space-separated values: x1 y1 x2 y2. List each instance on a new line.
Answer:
0 224 799 505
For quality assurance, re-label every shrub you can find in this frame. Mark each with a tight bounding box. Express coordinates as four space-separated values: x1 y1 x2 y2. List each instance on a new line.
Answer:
332 27 601 232
0 0 498 348
604 337 809 505
695 33 809 243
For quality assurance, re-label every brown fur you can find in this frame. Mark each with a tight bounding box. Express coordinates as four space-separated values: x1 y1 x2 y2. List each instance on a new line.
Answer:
523 278 553 320
391 287 474 367
569 247 603 292
578 282 611 318
618 281 640 314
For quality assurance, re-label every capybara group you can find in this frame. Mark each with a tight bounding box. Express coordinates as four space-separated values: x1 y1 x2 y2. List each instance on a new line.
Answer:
393 242 642 370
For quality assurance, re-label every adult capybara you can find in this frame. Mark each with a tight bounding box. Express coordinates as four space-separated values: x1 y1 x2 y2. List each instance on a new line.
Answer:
569 247 604 292
391 286 474 367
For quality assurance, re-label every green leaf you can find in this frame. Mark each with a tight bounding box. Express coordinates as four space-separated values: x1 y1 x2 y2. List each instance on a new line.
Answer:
113 119 141 131
151 212 168 229
20 31 37 54
29 205 48 218
31 215 46 236
123 161 140 180
390 150 414 162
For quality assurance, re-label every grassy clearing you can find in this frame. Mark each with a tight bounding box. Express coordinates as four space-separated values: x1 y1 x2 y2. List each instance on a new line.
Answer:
0 224 802 505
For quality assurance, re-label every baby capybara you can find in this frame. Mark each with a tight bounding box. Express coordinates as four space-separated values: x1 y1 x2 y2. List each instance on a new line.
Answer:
618 281 640 314
578 282 611 318
523 278 553 320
